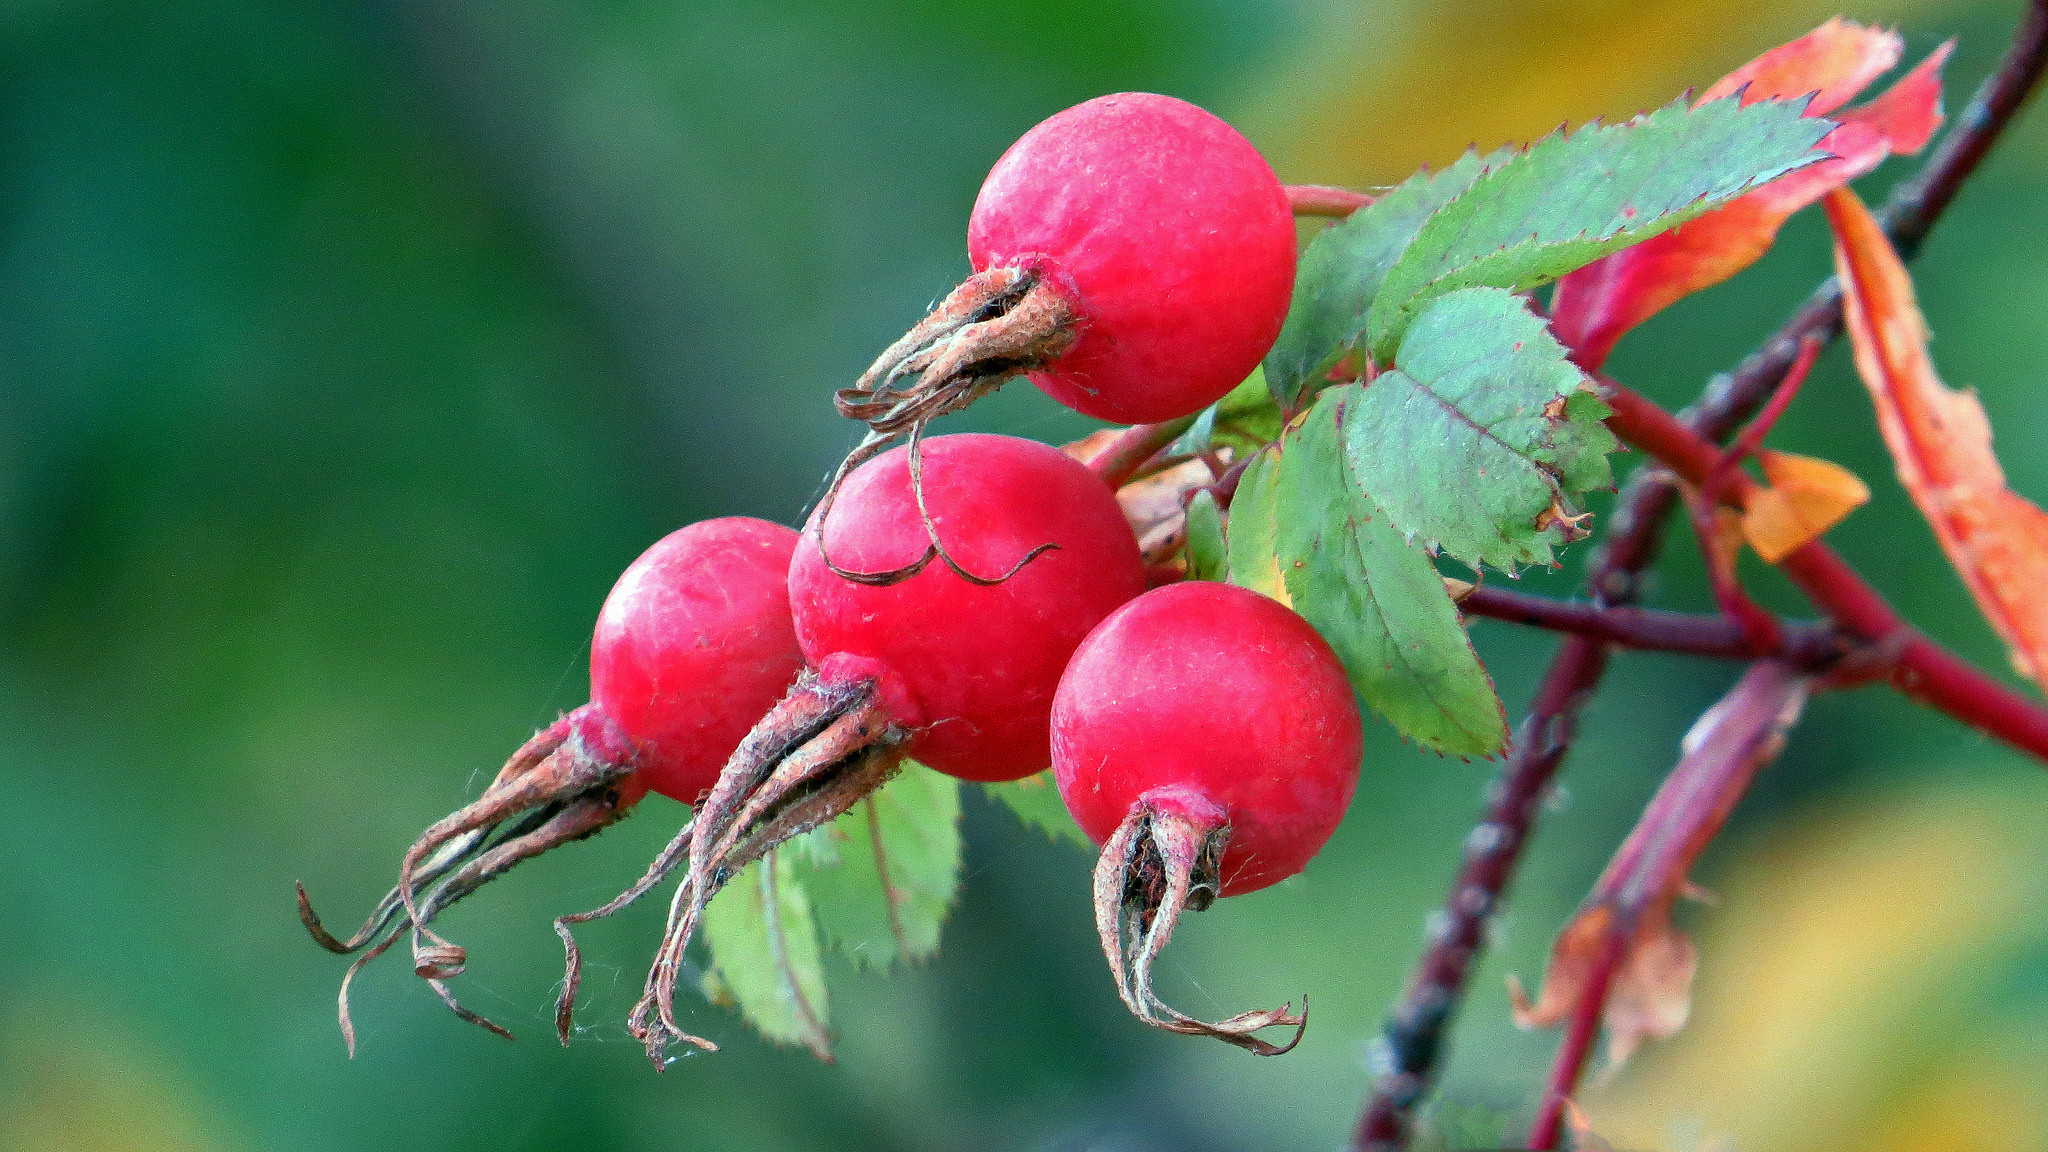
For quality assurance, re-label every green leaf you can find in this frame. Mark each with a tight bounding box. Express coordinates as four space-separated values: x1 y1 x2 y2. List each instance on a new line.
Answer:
1264 148 1507 409
1175 368 1284 458
1365 95 1830 359
700 848 832 1059
1224 444 1286 602
1344 287 1618 572
981 770 1090 848
793 761 962 970
1232 394 1508 756
1185 490 1228 582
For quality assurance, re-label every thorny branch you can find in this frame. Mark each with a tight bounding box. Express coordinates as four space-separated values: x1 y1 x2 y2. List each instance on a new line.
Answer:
1351 5 2048 1146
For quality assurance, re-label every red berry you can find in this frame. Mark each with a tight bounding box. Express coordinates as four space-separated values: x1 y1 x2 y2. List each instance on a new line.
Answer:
1055 581 1361 892
967 93 1296 424
791 433 1147 781
591 517 804 806
626 434 1148 1061
1051 580 1361 1052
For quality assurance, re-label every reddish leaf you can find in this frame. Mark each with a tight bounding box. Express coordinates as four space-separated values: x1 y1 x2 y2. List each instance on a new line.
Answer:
1827 188 2048 685
1511 662 1811 1071
1740 449 1871 562
1551 22 1949 371
1697 17 1902 115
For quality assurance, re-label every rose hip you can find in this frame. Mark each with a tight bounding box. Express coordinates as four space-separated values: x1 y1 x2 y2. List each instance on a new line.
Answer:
1053 581 1363 1053
628 433 1146 1062
839 93 1296 431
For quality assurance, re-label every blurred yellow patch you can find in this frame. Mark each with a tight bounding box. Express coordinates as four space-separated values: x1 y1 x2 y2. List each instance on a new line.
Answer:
1584 781 2048 1152
0 1002 238 1152
1258 0 1953 188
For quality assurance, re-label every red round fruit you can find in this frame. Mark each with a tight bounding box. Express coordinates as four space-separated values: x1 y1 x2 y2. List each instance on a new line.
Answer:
591 516 804 805
1053 581 1363 895
790 433 1146 782
967 93 1296 424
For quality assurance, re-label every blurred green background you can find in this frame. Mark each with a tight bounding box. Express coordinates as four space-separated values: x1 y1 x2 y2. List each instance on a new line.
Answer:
4 1 2048 1149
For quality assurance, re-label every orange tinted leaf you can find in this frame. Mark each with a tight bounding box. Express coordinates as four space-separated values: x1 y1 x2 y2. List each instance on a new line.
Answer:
1599 917 1698 1072
1740 449 1871 562
1827 188 2048 685
1552 28 1948 370
1511 907 1699 1075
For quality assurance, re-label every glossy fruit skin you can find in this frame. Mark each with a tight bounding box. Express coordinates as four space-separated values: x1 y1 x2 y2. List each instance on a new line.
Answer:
967 93 1296 425
589 517 804 806
790 434 1146 783
1052 581 1363 896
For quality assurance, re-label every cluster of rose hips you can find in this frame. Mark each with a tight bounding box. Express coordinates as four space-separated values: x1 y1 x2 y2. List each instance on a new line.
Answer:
301 93 1364 1061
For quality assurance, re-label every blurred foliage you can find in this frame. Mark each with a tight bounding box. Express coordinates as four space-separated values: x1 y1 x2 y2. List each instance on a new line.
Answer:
2 1 2046 1151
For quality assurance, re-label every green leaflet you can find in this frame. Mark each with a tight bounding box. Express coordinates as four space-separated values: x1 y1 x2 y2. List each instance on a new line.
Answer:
1365 94 1829 359
1264 148 1508 409
981 770 1090 848
1174 368 1284 458
1184 490 1228 582
1224 443 1287 603
794 761 962 970
1347 287 1618 572
700 848 832 1060
1228 399 1508 757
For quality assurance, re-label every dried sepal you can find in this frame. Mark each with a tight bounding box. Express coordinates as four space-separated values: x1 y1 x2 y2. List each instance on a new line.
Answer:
295 705 643 1053
1091 790 1307 1056
629 672 906 1066
1510 904 1699 1073
835 267 1078 436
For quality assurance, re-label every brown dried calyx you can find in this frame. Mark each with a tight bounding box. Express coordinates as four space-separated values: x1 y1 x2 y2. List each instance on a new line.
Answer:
614 669 909 1066
836 265 1081 437
1093 792 1309 1056
810 266 1077 593
295 704 641 1054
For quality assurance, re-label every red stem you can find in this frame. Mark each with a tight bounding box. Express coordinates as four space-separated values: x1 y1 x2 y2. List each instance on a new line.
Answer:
1460 584 1839 667
1526 661 1813 1148
1353 9 2048 1144
1526 930 1626 1150
1708 333 1823 501
1681 487 1786 654
1285 183 1375 218
1353 636 1607 1146
1605 378 2048 760
1088 416 1198 490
